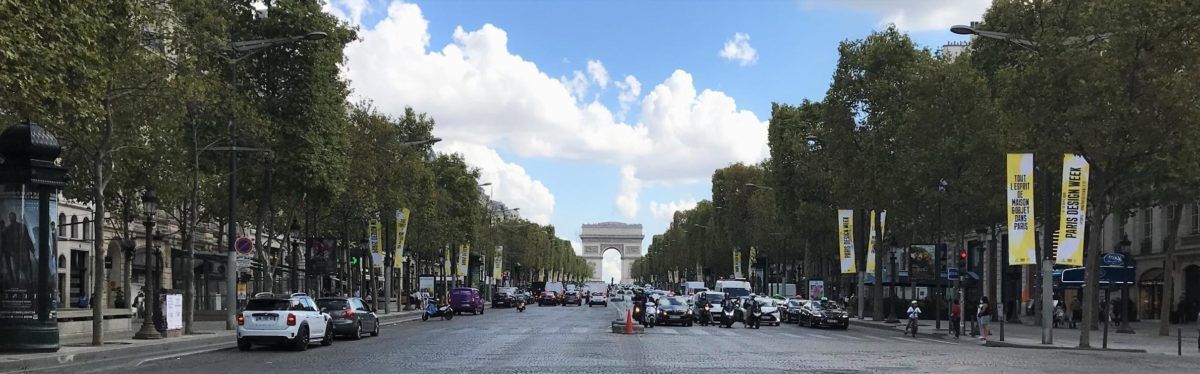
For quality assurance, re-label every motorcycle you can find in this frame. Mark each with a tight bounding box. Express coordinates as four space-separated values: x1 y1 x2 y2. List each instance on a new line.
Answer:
517 300 526 312
744 305 761 329
422 299 454 321
720 306 736 328
641 301 658 328
698 304 712 326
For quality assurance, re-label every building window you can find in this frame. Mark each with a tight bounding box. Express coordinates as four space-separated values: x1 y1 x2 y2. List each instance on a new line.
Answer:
82 218 91 240
70 215 79 239
58 213 66 238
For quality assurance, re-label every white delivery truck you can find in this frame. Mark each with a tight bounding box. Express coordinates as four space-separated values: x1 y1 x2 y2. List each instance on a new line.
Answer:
685 281 707 295
715 280 751 298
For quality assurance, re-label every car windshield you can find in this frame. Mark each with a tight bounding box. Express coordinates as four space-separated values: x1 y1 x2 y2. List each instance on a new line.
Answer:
316 299 349 310
757 298 778 307
662 297 685 306
244 299 290 311
704 294 725 303
724 288 750 298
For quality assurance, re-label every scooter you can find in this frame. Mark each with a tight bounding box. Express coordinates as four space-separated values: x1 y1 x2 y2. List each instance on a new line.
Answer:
720 306 736 328
641 301 658 328
422 298 454 321
516 300 526 312
698 304 712 326
744 307 761 329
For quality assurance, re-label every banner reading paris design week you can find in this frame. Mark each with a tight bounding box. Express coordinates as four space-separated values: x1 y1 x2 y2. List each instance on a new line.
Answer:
1006 153 1036 265
1056 154 1090 266
866 210 877 273
837 209 856 273
732 249 743 279
394 208 410 268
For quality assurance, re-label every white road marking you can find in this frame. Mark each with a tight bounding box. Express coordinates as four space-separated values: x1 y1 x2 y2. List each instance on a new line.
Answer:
691 328 711 336
808 333 832 339
780 333 803 338
842 335 864 341
659 328 679 334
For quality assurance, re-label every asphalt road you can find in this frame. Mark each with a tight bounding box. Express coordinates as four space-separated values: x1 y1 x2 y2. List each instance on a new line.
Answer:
86 301 1200 373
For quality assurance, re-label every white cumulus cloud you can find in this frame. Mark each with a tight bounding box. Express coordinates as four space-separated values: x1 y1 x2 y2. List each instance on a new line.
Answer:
649 198 699 223
339 1 769 219
719 32 758 66
615 166 641 219
586 60 609 89
436 141 556 225
810 0 991 32
321 0 371 27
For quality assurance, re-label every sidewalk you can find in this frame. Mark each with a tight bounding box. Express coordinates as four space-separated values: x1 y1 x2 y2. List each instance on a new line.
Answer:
852 317 1200 356
0 309 422 373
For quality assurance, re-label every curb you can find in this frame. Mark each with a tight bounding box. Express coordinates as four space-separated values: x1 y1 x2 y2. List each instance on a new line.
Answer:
983 340 1147 353
852 320 949 340
0 333 234 374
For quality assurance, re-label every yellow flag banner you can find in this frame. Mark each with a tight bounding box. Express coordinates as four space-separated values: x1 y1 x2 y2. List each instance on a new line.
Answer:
368 219 383 268
732 249 743 279
493 246 504 280
457 244 470 276
443 246 452 275
866 210 877 274
838 209 857 273
1006 153 1036 265
394 208 410 268
749 246 757 269
1056 154 1090 266
880 210 887 240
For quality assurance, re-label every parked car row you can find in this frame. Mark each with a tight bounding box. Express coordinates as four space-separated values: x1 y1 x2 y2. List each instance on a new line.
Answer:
236 293 380 352
628 289 850 330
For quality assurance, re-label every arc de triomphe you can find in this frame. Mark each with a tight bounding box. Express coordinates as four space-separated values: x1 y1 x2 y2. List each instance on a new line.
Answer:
579 222 643 284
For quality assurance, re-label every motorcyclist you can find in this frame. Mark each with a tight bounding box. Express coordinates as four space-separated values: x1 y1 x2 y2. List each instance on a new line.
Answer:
721 293 736 324
632 289 648 321
744 296 760 327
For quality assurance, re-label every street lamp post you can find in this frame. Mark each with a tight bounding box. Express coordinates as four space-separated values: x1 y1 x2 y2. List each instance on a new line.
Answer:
219 31 326 330
133 187 161 340
1116 236 1135 334
886 247 900 323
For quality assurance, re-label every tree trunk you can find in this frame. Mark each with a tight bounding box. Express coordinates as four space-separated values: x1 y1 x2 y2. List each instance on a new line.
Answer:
1080 207 1111 347
90 159 107 345
1159 204 1183 336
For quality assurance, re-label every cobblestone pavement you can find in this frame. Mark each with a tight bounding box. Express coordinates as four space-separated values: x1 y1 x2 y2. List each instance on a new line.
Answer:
90 301 1200 373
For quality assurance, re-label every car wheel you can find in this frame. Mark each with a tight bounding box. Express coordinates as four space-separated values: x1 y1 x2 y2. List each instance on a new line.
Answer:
371 320 381 336
292 326 310 351
321 324 334 346
352 322 363 340
841 324 849 330
237 338 251 351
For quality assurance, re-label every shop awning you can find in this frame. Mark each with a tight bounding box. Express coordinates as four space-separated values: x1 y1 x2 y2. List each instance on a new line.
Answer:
1056 265 1134 289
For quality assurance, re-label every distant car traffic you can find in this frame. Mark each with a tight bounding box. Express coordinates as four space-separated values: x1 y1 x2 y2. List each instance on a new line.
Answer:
237 293 333 351
492 292 517 308
451 288 484 315
316 297 379 340
655 296 693 326
798 299 850 329
783 299 807 323
562 291 584 306
588 291 608 307
538 291 559 306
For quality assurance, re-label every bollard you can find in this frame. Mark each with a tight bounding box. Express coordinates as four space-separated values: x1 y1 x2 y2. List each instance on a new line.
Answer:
1178 328 1182 356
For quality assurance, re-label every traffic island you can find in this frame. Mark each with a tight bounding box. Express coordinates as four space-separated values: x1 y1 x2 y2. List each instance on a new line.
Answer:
983 339 1146 353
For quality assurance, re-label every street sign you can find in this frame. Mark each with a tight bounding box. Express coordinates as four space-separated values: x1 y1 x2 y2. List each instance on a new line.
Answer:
236 255 252 272
947 267 960 281
235 237 254 255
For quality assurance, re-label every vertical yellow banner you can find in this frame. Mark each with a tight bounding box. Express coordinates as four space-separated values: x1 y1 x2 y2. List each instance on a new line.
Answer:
457 244 470 276
866 210 877 274
493 246 503 280
1006 153 1036 265
394 208 410 268
748 246 757 269
838 209 857 273
368 219 383 268
1056 154 1090 266
443 246 452 275
732 249 743 279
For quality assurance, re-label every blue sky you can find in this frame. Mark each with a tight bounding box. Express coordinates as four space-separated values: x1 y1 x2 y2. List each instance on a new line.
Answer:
325 0 986 281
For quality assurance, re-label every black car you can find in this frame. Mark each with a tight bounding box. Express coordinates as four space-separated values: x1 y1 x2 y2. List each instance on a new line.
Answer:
492 292 517 308
783 299 806 323
538 291 559 306
316 297 380 339
655 297 694 326
798 300 850 329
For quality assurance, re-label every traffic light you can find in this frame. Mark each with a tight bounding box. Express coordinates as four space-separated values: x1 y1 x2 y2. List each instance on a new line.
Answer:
350 256 360 265
960 250 967 261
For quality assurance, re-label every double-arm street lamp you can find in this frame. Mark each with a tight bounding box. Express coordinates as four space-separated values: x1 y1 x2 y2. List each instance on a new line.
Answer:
218 31 326 330
950 22 1110 346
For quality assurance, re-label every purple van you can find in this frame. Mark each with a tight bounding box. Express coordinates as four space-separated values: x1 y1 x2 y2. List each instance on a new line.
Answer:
450 288 484 315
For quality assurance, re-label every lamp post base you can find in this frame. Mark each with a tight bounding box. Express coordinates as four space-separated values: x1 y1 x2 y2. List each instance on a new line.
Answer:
132 321 162 340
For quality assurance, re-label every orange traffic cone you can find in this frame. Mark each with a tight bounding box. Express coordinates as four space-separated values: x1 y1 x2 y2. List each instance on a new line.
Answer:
624 308 634 334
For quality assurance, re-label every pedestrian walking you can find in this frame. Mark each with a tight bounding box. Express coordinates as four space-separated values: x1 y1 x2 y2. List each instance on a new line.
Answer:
950 300 961 339
977 296 991 343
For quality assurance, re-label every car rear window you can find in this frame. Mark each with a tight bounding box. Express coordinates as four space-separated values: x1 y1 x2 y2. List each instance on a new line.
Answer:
592 292 604 296
245 299 290 311
453 289 473 295
317 299 349 310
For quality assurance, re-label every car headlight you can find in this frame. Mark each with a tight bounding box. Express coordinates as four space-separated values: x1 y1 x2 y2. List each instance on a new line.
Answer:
686 310 693 315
